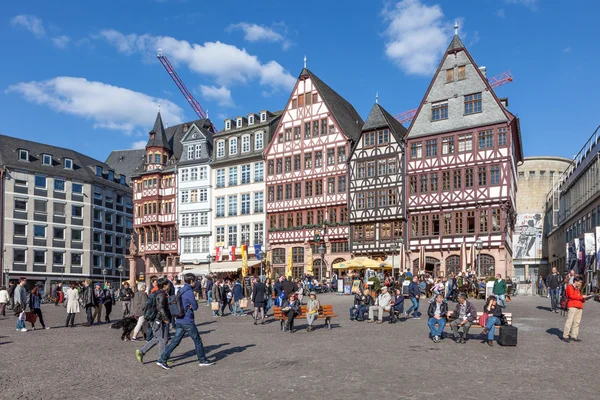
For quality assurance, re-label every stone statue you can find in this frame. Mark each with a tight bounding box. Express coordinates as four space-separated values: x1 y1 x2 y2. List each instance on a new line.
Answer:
129 231 139 256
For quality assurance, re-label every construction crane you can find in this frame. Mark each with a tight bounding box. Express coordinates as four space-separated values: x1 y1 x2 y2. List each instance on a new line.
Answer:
394 70 513 125
157 49 209 121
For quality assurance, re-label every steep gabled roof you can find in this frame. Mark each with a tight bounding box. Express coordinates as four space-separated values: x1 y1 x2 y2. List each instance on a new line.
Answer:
349 103 407 160
299 68 364 142
446 35 465 52
146 112 170 150
105 149 146 184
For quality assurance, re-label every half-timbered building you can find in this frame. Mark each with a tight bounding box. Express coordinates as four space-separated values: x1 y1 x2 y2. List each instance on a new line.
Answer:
406 32 523 278
349 102 407 257
265 68 363 279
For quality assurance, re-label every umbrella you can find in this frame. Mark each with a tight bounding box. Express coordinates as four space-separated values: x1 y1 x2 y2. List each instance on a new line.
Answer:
419 246 426 272
285 247 293 278
460 240 467 273
332 257 392 270
469 243 476 271
306 247 314 276
241 245 249 278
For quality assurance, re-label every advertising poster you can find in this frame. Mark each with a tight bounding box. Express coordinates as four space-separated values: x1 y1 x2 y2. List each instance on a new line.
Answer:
584 232 596 273
513 213 543 260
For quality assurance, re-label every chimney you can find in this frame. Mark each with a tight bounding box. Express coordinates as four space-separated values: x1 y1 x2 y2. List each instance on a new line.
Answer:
183 124 189 133
479 66 487 77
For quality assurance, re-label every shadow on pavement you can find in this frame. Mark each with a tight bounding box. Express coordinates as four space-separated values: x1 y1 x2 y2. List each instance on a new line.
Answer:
546 328 562 338
170 342 231 363
536 306 553 312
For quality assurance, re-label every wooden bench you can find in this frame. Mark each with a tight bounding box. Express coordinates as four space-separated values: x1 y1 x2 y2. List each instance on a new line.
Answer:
446 311 512 328
273 305 338 330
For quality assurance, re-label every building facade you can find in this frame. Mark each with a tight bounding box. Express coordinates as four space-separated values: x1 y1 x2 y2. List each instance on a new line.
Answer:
513 156 570 281
265 68 363 279
0 134 134 290
348 103 407 258
210 111 280 272
405 33 523 278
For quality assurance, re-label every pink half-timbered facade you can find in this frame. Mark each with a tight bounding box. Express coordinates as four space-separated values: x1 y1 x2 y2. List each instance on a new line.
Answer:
406 33 523 278
265 68 363 279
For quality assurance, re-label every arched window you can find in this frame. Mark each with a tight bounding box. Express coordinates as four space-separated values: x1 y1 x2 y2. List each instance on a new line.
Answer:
312 259 323 279
445 255 460 276
479 254 495 276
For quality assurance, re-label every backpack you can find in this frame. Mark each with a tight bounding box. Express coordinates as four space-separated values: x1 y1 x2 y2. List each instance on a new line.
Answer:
559 291 569 310
143 292 158 321
168 289 186 319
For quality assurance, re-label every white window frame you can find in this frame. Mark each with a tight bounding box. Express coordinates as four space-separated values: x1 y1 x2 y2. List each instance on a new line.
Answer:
237 118 242 128
18 149 29 162
33 249 46 265
216 141 225 158
14 223 27 237
255 132 264 150
199 166 207 180
225 120 231 130
254 162 264 182
195 144 202 159
260 112 266 122
241 135 251 153
42 154 52 166
187 145 194 160
229 138 238 155
248 115 254 125
181 169 189 182
63 158 73 169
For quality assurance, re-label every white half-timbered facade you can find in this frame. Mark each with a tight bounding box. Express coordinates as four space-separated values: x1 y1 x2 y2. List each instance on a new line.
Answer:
265 68 363 279
349 103 407 256
406 32 523 277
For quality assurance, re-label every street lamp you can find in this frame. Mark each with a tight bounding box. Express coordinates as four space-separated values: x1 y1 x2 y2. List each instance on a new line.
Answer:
102 268 107 285
117 265 124 287
4 266 9 287
318 243 326 283
476 239 483 277
159 259 166 275
206 254 213 275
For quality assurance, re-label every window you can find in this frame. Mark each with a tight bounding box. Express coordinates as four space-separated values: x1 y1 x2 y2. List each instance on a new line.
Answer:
305 181 312 197
455 212 463 234
71 253 82 266
442 172 450 191
285 128 292 142
378 129 389 145
229 138 238 155
444 213 452 235
458 134 473 152
357 162 365 179
216 197 225 217
194 145 202 159
337 147 347 163
229 167 238 186
293 126 301 140
73 183 83 194
432 100 448 121
260 112 266 122
388 159 397 175
237 118 242 128
430 173 438 192
276 158 283 174
467 211 475 233
316 180 324 196
314 121 319 137
14 198 27 211
241 164 251 184
255 132 264 150
187 146 194 160
478 166 487 186
216 141 225 158
367 161 375 177
34 225 46 238
228 196 238 216
491 209 501 232
321 119 328 136
378 189 387 207
93 209 102 221
498 128 507 146
367 191 375 208
228 226 238 247
410 176 417 194
181 191 189 204
96 166 103 176
314 151 322 168
453 170 461 190
410 142 422 159
254 192 264 213
105 212 113 224
292 247 304 263
34 199 47 214
357 193 365 209
53 226 65 240
181 169 189 182
338 176 346 192
14 223 26 236
446 68 454 83
442 137 454 155
490 165 500 185
364 132 375 147
328 178 336 195
420 175 427 193
479 130 493 149
304 122 311 139
216 226 225 244
241 194 251 215
254 223 264 245
216 169 225 188
35 175 47 189
464 93 482 115
225 120 231 130
34 250 45 264
377 159 387 176
42 154 52 165
480 209 488 233
431 214 440 236
465 168 474 188
241 135 251 153
285 157 291 173
425 139 437 157
327 148 335 165
18 149 29 161
54 202 65 216
458 65 466 80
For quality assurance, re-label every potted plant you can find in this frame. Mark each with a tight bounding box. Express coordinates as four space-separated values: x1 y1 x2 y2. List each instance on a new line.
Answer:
368 276 381 297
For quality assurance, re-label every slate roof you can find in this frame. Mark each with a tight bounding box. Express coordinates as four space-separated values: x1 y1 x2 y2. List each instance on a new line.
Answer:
145 112 170 150
362 103 408 143
447 35 465 52
299 68 364 142
0 134 132 191
105 149 147 184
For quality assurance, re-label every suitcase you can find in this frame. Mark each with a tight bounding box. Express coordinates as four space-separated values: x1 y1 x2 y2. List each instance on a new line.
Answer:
498 325 518 346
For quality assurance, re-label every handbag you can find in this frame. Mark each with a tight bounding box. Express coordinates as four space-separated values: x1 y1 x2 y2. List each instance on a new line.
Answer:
13 303 23 315
499 314 508 326
210 302 220 311
239 299 249 308
478 313 488 326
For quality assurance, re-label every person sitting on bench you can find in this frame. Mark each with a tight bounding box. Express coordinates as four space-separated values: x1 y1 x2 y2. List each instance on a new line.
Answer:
482 295 503 346
281 293 301 333
427 294 448 343
449 293 477 344
368 287 391 324
390 288 405 323
349 288 364 321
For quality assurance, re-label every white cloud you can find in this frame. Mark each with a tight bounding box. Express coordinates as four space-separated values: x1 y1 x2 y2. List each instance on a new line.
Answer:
10 15 46 38
51 35 71 49
199 85 235 107
382 0 454 76
505 0 539 10
227 22 291 50
496 9 506 18
6 77 184 134
563 47 572 53
469 31 480 47
97 29 295 91
131 140 147 150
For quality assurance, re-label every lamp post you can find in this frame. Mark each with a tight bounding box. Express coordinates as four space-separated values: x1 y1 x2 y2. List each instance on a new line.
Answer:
117 265 124 287
206 254 213 275
60 266 65 284
259 247 266 278
318 243 326 283
102 268 107 286
4 266 9 287
390 243 398 279
476 239 483 277
159 259 166 276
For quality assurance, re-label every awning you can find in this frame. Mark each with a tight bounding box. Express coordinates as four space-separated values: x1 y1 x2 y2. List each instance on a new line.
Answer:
181 261 261 276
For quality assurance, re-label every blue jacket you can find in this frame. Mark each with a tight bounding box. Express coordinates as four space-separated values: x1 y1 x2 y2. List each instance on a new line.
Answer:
233 282 243 301
408 282 421 298
393 294 404 313
206 279 214 291
176 283 197 325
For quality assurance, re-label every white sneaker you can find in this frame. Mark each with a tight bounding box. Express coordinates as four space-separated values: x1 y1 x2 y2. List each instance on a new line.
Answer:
45 327 51 330
20 328 27 332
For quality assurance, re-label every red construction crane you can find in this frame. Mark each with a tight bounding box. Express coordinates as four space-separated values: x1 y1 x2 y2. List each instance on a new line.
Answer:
157 49 208 120
394 70 513 125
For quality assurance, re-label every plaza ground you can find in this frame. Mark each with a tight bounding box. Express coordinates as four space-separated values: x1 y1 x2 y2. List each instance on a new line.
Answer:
0 294 597 400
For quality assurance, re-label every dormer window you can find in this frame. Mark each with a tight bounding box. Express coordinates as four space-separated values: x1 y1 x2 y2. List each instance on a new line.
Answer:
236 118 242 128
260 112 266 122
195 144 202 159
225 120 231 130
248 115 254 125
229 138 238 155
119 176 126 185
216 141 225 158
241 135 250 153
187 146 194 160
154 154 161 164
108 170 114 181
42 154 52 166
64 158 73 170
96 166 103 177
18 149 29 162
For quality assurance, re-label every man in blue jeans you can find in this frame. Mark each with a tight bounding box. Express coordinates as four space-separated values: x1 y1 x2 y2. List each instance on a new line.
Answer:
545 267 562 313
206 274 214 307
157 273 215 370
406 276 421 319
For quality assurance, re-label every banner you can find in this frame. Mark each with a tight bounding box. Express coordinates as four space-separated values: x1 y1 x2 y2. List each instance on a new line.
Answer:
241 245 248 277
596 227 600 272
577 238 585 275
567 240 577 274
254 244 262 259
229 246 236 261
512 213 543 260
215 246 222 262
584 232 596 274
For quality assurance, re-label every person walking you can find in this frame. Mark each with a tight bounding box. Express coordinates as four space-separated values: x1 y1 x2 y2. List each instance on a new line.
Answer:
120 282 134 318
0 286 9 316
306 292 320 332
264 278 273 314
493 274 507 308
546 267 562 313
251 277 266 325
92 283 105 324
212 279 223 317
104 282 115 322
136 278 171 364
406 276 422 319
14 277 28 332
29 286 49 330
537 276 545 297
232 279 244 317
206 274 214 307
132 283 148 341
562 276 592 343
65 283 80 327
7 281 16 310
82 279 97 326
156 274 215 369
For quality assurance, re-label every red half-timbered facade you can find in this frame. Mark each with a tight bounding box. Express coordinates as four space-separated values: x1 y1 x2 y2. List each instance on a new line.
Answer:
406 34 523 278
265 68 363 279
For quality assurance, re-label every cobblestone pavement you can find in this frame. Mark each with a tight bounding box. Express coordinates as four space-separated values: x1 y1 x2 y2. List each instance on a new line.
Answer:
0 294 597 399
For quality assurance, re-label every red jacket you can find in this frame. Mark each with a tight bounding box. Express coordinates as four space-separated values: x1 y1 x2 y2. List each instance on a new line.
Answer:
566 284 584 309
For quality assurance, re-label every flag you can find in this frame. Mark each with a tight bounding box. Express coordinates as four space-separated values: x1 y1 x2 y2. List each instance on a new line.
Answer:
215 246 222 262
285 247 293 278
596 227 600 272
241 245 248 277
254 244 262 260
306 247 313 277
460 240 467 273
229 246 236 261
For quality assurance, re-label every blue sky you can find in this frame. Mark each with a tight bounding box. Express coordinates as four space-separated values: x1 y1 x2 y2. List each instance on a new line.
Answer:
1 0 598 162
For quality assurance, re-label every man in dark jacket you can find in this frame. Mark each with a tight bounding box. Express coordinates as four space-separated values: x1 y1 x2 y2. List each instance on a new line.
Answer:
92 282 105 323
232 280 244 317
104 282 115 322
82 279 97 326
206 275 214 306
136 278 171 363
449 293 477 343
349 288 364 321
406 276 421 319
120 282 134 318
390 288 405 323
282 277 296 299
157 274 214 369
427 294 448 342
546 267 562 313
251 277 266 324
